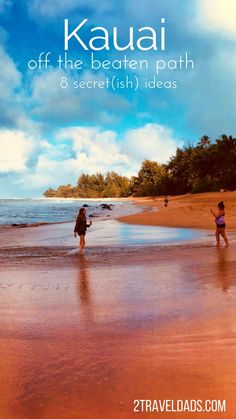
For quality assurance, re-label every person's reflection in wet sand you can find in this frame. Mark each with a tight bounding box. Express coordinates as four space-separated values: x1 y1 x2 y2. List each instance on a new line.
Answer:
216 248 229 292
77 255 94 324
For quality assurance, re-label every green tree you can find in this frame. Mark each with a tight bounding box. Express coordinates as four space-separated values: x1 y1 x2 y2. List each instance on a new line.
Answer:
133 160 168 196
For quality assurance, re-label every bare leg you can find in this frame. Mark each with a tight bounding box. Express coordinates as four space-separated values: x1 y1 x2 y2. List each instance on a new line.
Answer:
79 235 86 253
220 230 229 247
215 229 220 247
82 236 85 250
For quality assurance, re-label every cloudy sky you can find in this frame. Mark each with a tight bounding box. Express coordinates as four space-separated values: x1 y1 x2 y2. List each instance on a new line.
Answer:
0 0 236 197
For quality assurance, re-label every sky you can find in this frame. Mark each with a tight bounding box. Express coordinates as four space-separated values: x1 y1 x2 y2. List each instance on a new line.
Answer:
0 0 236 197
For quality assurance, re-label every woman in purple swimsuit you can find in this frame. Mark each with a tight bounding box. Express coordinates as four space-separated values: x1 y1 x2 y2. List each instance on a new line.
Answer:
211 201 229 247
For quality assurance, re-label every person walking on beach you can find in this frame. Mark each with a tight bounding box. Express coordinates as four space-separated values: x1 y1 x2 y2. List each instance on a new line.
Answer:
164 196 169 207
211 201 229 248
74 208 92 254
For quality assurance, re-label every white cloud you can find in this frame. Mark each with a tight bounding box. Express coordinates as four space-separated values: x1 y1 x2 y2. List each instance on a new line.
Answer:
57 124 178 178
30 68 130 125
58 126 130 173
0 46 21 92
123 124 178 166
17 156 75 188
0 46 41 134
23 129 124 189
198 0 236 37
0 130 37 173
0 46 23 127
1 123 179 195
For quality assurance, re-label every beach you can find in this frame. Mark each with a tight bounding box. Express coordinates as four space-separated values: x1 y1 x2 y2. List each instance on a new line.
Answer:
119 191 236 231
0 193 236 418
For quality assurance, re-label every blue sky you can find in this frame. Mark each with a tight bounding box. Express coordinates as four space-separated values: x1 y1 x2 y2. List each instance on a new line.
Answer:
0 0 236 197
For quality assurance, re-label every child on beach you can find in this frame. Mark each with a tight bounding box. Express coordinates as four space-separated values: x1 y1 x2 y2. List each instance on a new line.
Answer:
211 201 229 247
74 208 92 254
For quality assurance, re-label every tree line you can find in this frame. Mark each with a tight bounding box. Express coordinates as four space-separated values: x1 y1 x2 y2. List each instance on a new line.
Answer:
44 135 236 198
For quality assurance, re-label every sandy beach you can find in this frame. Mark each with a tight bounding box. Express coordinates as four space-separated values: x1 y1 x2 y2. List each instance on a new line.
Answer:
119 192 236 231
0 194 236 418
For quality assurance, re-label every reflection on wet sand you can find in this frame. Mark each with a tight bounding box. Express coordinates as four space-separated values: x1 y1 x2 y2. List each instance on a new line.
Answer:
216 248 230 292
0 243 236 418
77 255 94 324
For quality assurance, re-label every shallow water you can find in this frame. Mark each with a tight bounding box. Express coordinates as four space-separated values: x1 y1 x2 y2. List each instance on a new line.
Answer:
0 218 211 255
94 219 208 246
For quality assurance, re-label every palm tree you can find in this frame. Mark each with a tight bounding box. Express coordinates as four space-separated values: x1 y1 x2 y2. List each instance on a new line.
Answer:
197 135 211 149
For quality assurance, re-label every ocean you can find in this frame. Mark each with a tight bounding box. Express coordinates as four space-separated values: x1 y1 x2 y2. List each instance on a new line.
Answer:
0 198 117 226
0 199 209 246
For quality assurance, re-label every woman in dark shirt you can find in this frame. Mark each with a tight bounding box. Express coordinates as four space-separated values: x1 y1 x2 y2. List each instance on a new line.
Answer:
74 208 92 254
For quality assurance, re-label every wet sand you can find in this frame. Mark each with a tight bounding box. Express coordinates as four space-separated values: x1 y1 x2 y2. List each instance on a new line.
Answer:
0 198 236 418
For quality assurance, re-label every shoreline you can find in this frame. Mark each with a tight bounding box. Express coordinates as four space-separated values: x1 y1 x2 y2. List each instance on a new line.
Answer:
2 191 236 233
1 192 236 249
119 191 236 232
